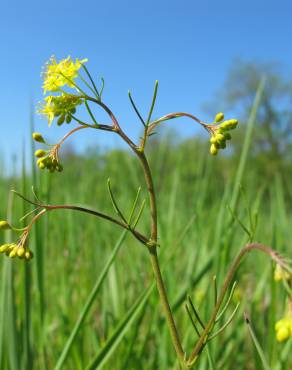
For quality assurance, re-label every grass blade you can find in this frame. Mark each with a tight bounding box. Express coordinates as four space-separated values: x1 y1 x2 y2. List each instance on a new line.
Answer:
85 283 154 370
54 230 128 370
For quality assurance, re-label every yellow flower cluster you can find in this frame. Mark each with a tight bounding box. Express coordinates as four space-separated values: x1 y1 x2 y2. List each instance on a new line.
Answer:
35 149 63 173
38 94 82 126
209 113 238 155
0 243 33 261
274 264 291 282
42 56 87 93
275 316 292 342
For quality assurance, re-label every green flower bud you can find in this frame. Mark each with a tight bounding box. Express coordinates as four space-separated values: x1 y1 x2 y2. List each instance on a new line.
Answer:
215 112 224 123
220 119 238 131
0 221 11 230
228 119 238 129
66 115 72 124
215 133 225 143
32 132 45 143
210 144 218 155
25 250 33 260
17 247 26 257
0 243 11 252
35 149 46 158
210 136 217 144
38 161 46 170
57 115 65 126
9 248 17 258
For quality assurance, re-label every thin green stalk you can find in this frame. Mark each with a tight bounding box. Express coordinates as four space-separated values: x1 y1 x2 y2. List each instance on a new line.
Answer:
136 151 185 364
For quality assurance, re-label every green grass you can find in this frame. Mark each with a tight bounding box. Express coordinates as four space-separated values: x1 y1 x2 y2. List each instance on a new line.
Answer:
0 100 291 368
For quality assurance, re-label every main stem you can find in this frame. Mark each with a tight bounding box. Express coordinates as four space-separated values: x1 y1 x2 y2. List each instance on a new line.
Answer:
137 152 185 363
89 97 186 364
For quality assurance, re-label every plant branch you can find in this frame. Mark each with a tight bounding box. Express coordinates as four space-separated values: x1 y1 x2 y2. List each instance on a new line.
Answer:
187 242 289 365
12 191 148 246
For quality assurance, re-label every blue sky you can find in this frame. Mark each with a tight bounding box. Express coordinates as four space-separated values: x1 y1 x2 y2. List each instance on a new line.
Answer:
1 0 292 171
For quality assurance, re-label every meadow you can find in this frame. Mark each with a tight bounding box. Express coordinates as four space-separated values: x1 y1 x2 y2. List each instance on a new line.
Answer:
0 87 291 370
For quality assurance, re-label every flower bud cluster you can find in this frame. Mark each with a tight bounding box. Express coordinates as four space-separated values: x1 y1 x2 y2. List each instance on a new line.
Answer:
0 243 33 261
275 316 292 342
35 149 63 173
38 94 82 126
0 222 33 262
208 113 238 156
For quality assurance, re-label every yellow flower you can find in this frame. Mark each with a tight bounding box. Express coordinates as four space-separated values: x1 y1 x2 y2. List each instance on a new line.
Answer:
38 96 55 126
38 94 83 126
275 316 292 342
42 56 88 93
274 264 290 282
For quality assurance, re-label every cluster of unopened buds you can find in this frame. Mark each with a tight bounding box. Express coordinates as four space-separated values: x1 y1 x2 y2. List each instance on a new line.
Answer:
0 221 33 261
208 112 238 155
33 133 63 172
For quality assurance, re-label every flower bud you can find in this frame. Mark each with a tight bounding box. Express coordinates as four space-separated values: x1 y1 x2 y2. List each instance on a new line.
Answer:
0 221 11 230
276 326 290 342
57 115 65 126
0 243 11 252
17 247 26 257
66 115 72 124
210 144 218 155
9 248 17 258
35 149 46 158
32 132 45 143
210 136 217 144
25 250 33 260
215 112 224 123
215 133 225 143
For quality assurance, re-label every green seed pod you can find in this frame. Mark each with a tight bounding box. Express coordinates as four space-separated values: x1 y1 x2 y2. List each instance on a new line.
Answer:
0 220 11 230
66 115 72 124
57 115 65 126
17 247 26 257
215 112 224 123
0 243 11 253
210 144 218 155
35 149 46 158
32 132 45 143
